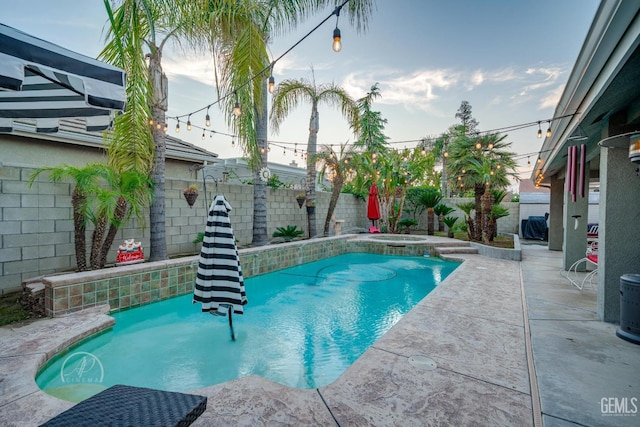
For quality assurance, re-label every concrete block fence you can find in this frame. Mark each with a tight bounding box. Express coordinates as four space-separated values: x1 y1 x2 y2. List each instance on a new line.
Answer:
0 164 367 293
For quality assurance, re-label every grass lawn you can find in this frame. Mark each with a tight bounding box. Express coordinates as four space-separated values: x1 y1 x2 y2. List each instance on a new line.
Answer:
0 292 35 327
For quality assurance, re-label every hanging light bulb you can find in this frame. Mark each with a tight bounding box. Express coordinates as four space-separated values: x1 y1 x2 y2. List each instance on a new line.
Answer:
233 92 242 116
332 27 342 52
283 148 286 156
496 164 501 169
187 115 192 131
488 142 494 149
462 169 466 173
163 123 167 133
537 122 542 138
260 147 265 154
205 108 211 127
209 130 213 138
268 75 275 94
268 144 271 152
294 144 298 156
148 118 154 125
421 148 426 156
332 5 342 52
527 157 531 166
546 121 552 137
444 150 449 157
175 120 180 133
156 123 161 130
231 139 235 148
475 141 482 149
201 131 205 140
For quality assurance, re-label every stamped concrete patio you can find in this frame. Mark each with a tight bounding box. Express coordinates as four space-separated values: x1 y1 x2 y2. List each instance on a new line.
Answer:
0 243 638 426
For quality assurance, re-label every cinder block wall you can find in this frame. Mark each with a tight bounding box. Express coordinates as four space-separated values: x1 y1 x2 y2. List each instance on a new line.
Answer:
0 165 367 293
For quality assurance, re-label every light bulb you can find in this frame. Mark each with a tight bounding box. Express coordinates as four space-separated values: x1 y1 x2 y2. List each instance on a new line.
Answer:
231 139 235 148
475 142 482 149
187 117 192 131
148 118 154 125
233 101 242 117
488 143 494 149
175 122 180 133
537 122 542 138
205 113 210 127
201 131 205 140
546 126 552 137
268 76 275 94
444 151 449 157
332 28 342 52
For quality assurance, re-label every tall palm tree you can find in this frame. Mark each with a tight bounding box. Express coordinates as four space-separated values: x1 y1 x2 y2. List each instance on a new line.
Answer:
270 74 360 238
100 0 269 260
315 142 356 236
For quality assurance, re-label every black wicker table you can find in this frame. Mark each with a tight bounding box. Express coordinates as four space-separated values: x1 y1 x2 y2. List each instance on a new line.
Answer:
40 384 207 427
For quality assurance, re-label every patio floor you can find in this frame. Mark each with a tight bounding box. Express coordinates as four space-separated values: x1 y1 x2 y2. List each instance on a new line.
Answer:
0 243 638 426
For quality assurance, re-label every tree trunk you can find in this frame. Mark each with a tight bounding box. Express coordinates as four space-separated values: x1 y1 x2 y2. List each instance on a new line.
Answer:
427 208 435 235
306 104 319 238
99 197 128 268
472 183 484 241
71 188 87 271
251 83 269 246
438 214 445 232
481 190 494 244
148 46 168 261
90 215 108 270
323 175 343 235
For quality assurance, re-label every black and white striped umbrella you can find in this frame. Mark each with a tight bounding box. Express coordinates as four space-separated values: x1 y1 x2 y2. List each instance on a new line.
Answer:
194 195 247 339
0 23 126 133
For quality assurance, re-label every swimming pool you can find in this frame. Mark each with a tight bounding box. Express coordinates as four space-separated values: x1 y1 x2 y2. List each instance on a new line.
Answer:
36 253 459 402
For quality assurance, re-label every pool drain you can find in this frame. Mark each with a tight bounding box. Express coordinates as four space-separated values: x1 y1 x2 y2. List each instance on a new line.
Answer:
408 355 437 371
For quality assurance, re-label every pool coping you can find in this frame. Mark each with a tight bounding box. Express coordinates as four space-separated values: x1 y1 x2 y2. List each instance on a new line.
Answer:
1 239 534 426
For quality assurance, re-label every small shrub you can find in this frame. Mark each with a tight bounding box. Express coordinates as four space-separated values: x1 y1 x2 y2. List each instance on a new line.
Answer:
272 225 304 241
397 218 418 234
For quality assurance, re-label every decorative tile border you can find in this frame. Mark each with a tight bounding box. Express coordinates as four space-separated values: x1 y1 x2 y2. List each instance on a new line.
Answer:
41 235 448 317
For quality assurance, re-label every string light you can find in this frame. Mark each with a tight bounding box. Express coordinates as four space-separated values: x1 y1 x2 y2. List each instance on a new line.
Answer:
148 118 154 125
475 141 482 149
537 122 542 138
233 92 242 117
268 62 275 94
527 157 531 166
487 142 494 149
201 130 205 140
231 138 235 148
205 108 211 127
175 119 180 133
332 4 343 52
294 144 298 157
546 121 552 138
187 115 192 131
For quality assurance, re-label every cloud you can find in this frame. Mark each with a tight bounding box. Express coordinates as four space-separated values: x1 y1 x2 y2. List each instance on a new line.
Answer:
162 53 216 86
539 84 565 109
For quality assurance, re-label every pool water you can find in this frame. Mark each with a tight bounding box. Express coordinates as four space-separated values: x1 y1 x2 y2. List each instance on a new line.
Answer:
36 253 459 401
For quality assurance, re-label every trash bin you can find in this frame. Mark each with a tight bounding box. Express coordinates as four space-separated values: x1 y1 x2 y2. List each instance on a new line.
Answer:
616 274 640 345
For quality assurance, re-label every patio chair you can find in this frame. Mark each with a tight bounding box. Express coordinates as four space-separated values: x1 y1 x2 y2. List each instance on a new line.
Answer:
587 223 599 244
39 384 207 427
562 241 598 290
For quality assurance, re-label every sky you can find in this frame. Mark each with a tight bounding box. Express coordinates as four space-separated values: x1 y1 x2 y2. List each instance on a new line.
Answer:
1 0 600 183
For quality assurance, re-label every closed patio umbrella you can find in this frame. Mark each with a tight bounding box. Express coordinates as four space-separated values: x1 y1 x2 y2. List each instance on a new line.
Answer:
193 195 247 340
367 182 381 231
0 23 126 133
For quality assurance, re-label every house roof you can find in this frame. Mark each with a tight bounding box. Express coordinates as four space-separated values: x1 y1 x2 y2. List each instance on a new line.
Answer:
7 118 218 163
532 1 640 184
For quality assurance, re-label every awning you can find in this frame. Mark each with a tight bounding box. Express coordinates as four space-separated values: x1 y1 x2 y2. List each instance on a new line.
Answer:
0 23 126 133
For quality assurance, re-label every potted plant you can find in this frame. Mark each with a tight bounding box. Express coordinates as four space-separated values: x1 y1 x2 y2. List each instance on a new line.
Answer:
183 184 199 208
295 192 306 208
306 199 315 214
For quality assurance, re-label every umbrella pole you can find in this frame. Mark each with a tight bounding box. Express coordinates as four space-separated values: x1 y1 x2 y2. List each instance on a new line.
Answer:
228 310 235 341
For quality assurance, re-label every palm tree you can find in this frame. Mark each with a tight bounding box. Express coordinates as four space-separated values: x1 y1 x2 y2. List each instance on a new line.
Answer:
434 203 455 232
91 166 153 269
316 142 356 236
29 165 102 271
270 73 360 238
445 130 517 241
100 0 270 260
418 188 443 236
